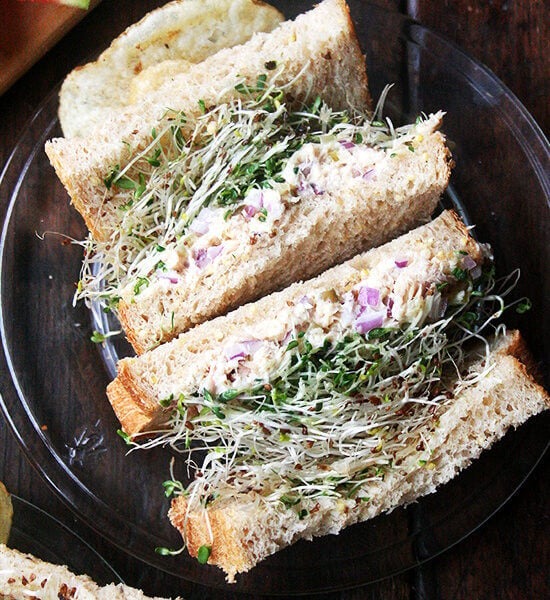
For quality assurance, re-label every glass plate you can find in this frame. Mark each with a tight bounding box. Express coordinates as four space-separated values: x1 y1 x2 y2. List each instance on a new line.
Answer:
0 1 548 595
6 495 122 585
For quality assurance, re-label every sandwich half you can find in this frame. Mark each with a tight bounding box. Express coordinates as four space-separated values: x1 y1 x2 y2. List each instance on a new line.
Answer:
46 0 371 241
59 0 284 138
97 107 450 353
0 545 177 600
107 210 549 580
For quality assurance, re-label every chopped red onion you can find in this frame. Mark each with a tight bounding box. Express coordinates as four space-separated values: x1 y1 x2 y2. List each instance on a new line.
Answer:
299 162 312 177
243 190 264 218
470 265 482 280
357 286 380 307
157 270 180 284
244 205 259 218
461 255 477 270
310 182 325 195
194 245 223 269
339 140 355 150
362 169 375 181
189 207 216 235
355 311 385 334
384 296 394 318
428 293 448 320
224 340 263 361
395 259 408 268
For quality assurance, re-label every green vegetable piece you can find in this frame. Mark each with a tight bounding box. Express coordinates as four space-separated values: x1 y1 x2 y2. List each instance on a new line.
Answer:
211 406 226 420
134 172 146 199
133 276 149 295
516 298 532 314
90 330 106 343
117 429 131 445
159 394 174 408
452 267 467 281
367 327 392 340
218 389 240 402
264 60 277 70
162 480 181 497
115 176 137 190
280 494 300 507
197 545 211 564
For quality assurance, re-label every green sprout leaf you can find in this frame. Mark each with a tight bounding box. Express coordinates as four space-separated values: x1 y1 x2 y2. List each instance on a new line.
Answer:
197 545 211 564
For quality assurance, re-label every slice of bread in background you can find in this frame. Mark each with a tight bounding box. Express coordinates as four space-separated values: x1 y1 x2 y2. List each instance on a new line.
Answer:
0 545 178 599
168 330 549 581
108 210 480 436
59 0 284 138
118 115 452 353
45 0 371 241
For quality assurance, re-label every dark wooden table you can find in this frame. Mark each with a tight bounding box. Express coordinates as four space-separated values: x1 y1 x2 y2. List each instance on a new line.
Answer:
0 1 547 599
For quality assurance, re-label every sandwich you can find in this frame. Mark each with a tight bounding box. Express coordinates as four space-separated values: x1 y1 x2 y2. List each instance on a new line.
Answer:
46 0 371 242
58 0 284 138
107 210 549 580
0 545 178 599
48 0 452 352
0 482 177 599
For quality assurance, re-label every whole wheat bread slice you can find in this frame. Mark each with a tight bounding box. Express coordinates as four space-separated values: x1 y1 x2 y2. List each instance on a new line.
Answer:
167 330 548 581
0 545 179 599
118 114 452 353
45 0 371 241
108 210 482 436
59 0 284 138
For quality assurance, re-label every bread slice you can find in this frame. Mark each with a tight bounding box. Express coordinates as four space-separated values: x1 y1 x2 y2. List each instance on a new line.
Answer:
0 544 178 599
45 0 371 241
108 210 482 436
167 330 548 581
117 113 451 353
58 0 284 138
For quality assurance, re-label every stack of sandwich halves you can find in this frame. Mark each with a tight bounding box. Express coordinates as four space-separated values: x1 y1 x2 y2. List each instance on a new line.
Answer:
45 0 548 582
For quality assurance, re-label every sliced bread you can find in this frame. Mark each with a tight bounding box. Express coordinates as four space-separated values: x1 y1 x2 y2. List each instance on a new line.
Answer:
59 0 284 138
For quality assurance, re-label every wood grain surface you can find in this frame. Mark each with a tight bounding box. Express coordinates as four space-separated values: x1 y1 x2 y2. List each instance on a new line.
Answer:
0 1 547 599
